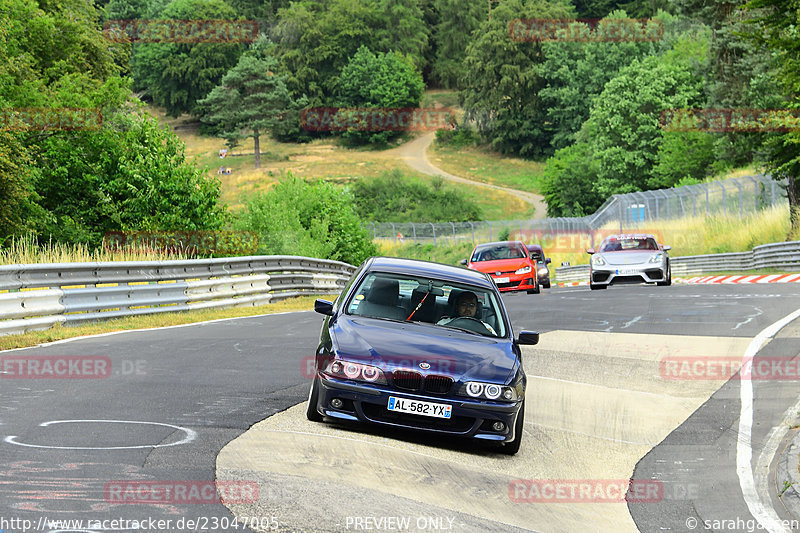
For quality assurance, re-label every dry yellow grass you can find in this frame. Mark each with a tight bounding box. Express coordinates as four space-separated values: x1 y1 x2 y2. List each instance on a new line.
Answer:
144 103 536 218
0 235 191 265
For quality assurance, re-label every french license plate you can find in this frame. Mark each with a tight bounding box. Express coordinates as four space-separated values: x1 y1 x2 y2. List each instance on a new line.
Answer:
494 276 510 284
616 269 639 275
387 396 452 419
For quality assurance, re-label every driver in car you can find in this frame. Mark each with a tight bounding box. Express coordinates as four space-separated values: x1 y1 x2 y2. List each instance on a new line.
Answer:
437 291 497 335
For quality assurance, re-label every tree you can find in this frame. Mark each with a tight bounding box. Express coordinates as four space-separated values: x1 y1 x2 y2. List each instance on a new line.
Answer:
431 0 484 88
130 0 246 117
651 131 716 188
335 45 424 144
0 133 36 240
198 51 294 168
539 11 661 151
32 111 225 246
460 0 574 157
743 0 800 234
676 0 783 170
540 142 604 217
587 33 709 196
272 0 384 104
377 0 429 71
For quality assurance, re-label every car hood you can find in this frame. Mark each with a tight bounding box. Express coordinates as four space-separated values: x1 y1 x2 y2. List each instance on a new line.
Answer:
469 258 529 273
332 315 518 383
600 251 661 265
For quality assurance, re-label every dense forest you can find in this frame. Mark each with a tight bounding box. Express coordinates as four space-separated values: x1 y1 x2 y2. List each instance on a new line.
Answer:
0 0 798 263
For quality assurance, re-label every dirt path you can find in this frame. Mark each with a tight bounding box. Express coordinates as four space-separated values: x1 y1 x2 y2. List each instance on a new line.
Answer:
390 132 549 220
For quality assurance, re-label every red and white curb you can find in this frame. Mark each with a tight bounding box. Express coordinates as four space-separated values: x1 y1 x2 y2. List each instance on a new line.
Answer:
554 273 800 287
683 273 800 284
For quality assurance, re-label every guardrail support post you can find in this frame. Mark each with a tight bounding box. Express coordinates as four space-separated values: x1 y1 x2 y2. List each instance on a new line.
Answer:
430 223 436 245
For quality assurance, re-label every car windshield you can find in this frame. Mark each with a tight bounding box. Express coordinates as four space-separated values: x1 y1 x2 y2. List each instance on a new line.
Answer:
471 243 526 262
346 272 507 338
599 237 658 252
528 249 543 262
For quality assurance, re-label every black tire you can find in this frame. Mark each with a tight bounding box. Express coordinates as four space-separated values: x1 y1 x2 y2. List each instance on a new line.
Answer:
543 282 550 289
499 400 525 455
657 263 672 286
306 376 323 422
590 283 607 290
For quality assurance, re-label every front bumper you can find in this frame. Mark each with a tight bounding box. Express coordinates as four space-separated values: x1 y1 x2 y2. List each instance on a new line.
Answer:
489 274 536 292
590 263 667 286
316 375 523 443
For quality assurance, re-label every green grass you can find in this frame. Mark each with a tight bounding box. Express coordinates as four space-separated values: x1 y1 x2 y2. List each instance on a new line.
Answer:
429 142 546 194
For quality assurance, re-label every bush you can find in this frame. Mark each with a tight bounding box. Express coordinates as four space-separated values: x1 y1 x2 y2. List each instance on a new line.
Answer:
435 126 479 148
350 170 482 222
234 175 376 265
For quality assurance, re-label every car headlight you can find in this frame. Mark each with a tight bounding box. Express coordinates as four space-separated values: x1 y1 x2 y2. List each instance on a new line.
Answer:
649 253 664 263
591 255 606 266
537 267 548 276
461 381 517 402
515 265 532 275
325 360 387 384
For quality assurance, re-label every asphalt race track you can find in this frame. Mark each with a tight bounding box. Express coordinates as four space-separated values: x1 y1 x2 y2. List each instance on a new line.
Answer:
1 283 800 533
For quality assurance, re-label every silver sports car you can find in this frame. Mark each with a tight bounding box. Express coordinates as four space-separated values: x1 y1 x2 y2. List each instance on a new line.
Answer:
587 234 671 290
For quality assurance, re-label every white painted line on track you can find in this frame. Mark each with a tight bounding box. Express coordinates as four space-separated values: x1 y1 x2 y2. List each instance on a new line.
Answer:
4 419 197 450
737 307 800 533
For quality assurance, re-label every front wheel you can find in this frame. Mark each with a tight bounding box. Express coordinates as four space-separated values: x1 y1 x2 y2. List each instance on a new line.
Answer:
590 283 607 290
657 264 672 286
498 400 525 455
306 376 323 422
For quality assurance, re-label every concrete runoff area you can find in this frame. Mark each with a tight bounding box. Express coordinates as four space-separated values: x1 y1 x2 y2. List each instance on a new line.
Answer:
216 330 751 532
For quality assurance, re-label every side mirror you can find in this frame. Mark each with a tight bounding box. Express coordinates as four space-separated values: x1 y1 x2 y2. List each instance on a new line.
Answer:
517 331 539 345
314 299 334 316
586 248 595 255
545 258 551 264
662 245 671 251
460 258 468 266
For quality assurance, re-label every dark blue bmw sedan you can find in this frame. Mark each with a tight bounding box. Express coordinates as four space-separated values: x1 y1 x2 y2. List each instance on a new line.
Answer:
308 257 539 455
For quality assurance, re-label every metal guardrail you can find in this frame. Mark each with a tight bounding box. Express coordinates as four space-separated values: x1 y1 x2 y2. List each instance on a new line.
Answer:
554 241 800 282
0 256 356 336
